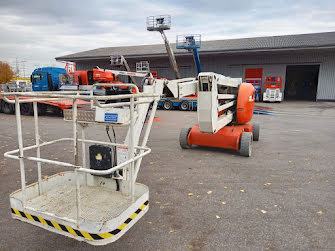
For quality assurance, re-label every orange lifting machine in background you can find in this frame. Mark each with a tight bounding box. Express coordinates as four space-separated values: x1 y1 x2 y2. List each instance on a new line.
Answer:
263 76 283 102
179 72 259 157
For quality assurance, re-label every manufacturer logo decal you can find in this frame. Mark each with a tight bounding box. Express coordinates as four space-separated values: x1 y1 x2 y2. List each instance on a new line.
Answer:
104 113 118 122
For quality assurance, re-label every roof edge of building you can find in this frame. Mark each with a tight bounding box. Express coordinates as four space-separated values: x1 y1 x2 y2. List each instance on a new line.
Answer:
55 45 335 62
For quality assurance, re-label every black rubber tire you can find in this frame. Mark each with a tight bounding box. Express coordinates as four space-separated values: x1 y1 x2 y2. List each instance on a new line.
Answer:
0 100 3 113
253 123 260 141
21 103 33 116
162 100 173 110
179 101 189 111
2 101 15 114
38 103 47 116
179 127 192 149
239 132 252 157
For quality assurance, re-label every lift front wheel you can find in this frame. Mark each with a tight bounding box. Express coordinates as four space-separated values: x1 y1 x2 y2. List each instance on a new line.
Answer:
253 123 260 141
239 132 252 157
179 128 192 149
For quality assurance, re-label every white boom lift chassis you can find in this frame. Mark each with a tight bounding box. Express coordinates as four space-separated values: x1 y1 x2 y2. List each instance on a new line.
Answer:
2 70 248 245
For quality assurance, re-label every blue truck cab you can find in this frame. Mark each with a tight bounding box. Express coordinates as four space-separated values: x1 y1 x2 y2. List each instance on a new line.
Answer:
31 67 67 91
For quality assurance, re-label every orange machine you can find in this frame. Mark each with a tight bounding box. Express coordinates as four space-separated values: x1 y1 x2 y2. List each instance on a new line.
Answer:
59 68 125 92
264 76 282 89
263 76 283 102
60 68 121 86
74 68 120 85
180 74 259 157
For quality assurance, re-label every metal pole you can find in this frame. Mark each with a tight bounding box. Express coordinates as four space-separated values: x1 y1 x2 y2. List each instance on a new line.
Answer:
133 99 159 180
73 99 79 166
192 48 202 74
73 99 81 224
160 31 181 79
15 96 26 206
75 168 81 225
81 125 86 169
33 101 42 195
129 97 135 202
121 56 138 85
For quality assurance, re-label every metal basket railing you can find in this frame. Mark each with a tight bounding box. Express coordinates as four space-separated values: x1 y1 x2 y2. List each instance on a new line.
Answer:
176 34 201 49
1 87 161 223
146 15 171 31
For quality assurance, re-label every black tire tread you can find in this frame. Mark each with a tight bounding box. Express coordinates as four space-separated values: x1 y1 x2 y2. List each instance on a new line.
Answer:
240 132 252 157
253 123 260 141
179 127 192 149
2 101 15 114
21 103 34 116
179 101 189 111
162 100 173 110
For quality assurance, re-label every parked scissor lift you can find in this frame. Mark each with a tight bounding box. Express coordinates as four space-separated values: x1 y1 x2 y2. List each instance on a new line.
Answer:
2 76 164 245
179 72 260 157
263 76 283 102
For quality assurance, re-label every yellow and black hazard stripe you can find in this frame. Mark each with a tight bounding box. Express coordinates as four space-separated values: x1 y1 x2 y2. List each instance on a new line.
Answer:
11 200 149 241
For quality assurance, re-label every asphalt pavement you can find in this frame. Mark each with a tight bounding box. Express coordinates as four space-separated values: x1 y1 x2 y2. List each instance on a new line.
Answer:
0 101 334 250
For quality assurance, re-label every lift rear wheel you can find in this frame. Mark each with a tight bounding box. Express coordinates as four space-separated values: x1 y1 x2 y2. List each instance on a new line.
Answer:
179 101 189 111
21 103 33 116
180 127 192 149
2 101 15 114
253 123 260 141
162 100 173 110
38 104 47 116
239 132 252 157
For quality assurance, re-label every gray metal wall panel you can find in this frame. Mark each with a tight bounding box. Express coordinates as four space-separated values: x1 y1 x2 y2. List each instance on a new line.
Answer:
317 56 335 100
75 50 335 100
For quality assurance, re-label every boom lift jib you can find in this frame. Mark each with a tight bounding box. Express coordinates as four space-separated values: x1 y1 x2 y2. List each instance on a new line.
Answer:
147 15 181 79
176 34 202 74
110 55 138 86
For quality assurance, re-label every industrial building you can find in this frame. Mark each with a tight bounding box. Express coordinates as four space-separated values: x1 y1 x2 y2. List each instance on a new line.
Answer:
56 31 335 101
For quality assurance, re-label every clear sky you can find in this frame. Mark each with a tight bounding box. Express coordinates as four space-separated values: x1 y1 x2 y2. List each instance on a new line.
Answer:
0 0 334 76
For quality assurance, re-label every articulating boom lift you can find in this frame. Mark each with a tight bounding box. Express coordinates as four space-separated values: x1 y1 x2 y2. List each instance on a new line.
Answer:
177 72 260 157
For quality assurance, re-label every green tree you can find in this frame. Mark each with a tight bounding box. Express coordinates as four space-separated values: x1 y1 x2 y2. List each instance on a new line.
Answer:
0 61 14 83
